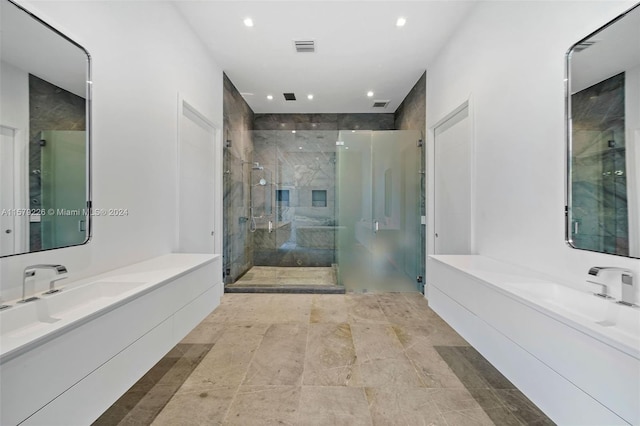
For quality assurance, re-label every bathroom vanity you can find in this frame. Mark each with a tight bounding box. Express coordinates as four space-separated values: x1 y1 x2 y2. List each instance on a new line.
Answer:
0 254 222 425
428 255 639 425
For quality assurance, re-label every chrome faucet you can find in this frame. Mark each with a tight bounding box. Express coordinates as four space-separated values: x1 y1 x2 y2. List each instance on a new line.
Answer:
588 267 636 306
19 264 67 303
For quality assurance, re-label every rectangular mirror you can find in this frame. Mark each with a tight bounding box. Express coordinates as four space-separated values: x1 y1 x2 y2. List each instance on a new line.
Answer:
566 3 640 258
0 0 91 257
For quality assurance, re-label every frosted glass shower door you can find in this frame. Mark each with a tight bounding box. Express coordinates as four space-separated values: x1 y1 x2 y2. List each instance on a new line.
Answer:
337 130 421 292
40 130 87 250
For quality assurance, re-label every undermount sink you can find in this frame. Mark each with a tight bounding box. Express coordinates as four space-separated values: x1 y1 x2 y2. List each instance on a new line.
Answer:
502 281 640 339
1 281 145 339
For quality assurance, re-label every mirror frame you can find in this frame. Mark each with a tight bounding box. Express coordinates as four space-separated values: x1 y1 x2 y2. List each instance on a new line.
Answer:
565 2 640 259
2 0 92 257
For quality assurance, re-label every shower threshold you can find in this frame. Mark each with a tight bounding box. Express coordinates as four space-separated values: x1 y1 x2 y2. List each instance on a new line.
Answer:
225 266 344 294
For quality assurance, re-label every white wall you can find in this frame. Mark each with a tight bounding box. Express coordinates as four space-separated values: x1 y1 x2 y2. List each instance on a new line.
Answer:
0 1 223 301
426 1 639 300
0 61 29 131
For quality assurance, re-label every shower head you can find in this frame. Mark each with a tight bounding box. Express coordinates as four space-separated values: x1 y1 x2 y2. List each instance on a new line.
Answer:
252 162 264 170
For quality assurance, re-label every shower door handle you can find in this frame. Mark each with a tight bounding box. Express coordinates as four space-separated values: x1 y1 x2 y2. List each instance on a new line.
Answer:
374 221 379 233
268 220 273 233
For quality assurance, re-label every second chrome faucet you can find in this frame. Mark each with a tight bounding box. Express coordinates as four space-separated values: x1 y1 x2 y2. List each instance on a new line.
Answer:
587 266 636 307
20 264 68 303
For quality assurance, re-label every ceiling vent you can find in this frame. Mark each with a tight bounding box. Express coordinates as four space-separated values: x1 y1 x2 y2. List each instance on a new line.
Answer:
283 92 296 101
573 40 598 52
294 40 315 53
372 100 390 108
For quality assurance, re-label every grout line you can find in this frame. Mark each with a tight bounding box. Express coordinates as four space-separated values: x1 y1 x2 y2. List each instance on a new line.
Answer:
219 322 268 423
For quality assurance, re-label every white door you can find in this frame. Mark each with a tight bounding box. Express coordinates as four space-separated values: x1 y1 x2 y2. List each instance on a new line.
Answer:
434 105 472 254
0 126 16 255
177 101 216 253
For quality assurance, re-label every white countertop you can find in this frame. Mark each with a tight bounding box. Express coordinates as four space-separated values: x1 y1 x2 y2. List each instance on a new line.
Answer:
0 253 218 363
429 255 640 359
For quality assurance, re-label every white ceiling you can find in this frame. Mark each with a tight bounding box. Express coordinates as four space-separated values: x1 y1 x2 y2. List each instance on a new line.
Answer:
174 1 478 114
570 4 640 93
1 0 88 98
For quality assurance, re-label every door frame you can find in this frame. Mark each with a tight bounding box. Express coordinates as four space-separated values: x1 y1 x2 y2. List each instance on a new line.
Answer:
427 98 476 257
0 124 28 255
176 94 222 254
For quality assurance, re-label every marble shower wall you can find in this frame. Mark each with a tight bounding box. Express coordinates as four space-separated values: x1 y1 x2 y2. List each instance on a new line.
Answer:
254 113 395 131
29 74 86 251
393 72 426 283
571 72 628 256
223 74 255 282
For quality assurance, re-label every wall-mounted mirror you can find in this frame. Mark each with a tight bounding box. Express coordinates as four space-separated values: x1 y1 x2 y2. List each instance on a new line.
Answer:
566 3 640 259
0 0 91 257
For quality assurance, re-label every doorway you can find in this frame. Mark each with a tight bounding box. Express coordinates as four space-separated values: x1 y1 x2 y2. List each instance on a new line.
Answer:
433 103 473 255
177 99 218 254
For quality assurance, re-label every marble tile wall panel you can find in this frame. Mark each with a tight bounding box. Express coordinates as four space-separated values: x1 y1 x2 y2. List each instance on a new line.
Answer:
28 74 86 251
223 73 255 282
253 113 394 131
337 113 395 131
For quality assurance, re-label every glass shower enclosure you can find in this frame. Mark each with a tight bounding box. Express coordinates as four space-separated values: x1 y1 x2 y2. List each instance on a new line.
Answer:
223 129 423 292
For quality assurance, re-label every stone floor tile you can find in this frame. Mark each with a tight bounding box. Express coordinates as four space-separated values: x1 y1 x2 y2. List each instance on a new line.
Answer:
345 294 388 324
441 407 496 425
223 386 301 425
180 322 226 344
310 294 349 323
243 323 308 386
428 388 487 413
403 343 465 388
233 294 313 323
350 324 406 361
297 386 372 426
351 323 423 387
180 324 267 390
303 323 361 386
364 387 447 426
376 293 425 326
434 346 491 389
457 346 516 389
495 389 555 425
150 386 236 426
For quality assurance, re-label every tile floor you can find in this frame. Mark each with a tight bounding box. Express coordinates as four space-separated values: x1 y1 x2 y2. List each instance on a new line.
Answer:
94 293 554 426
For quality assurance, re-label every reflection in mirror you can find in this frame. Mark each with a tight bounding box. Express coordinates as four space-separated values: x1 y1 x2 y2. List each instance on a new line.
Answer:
0 0 91 257
567 3 640 258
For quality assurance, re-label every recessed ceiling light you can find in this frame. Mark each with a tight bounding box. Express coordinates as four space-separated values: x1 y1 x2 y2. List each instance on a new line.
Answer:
267 95 273 100
299 146 303 149
367 91 374 97
351 130 356 133
243 17 254 27
307 94 314 100
292 130 296 134
396 17 406 27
